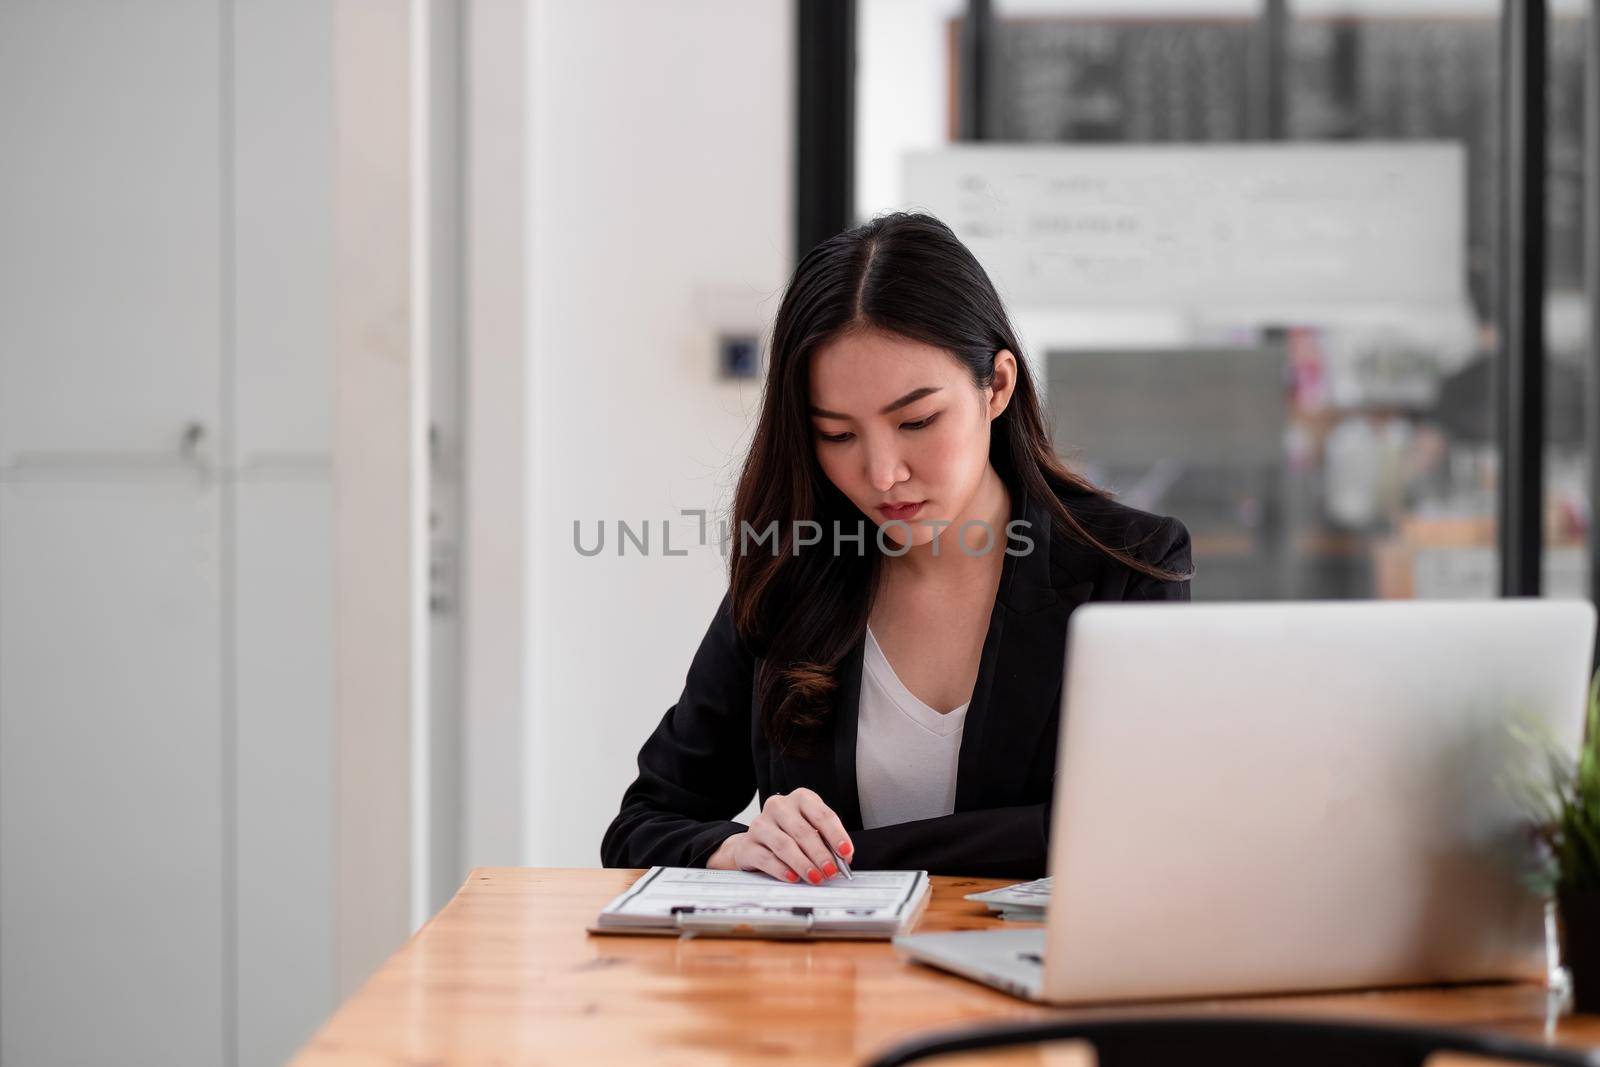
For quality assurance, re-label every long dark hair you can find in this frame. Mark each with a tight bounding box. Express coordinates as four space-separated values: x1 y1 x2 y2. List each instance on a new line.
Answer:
730 211 1188 754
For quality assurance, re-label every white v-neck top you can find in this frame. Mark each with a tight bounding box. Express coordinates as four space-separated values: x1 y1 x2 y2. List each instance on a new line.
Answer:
855 625 970 830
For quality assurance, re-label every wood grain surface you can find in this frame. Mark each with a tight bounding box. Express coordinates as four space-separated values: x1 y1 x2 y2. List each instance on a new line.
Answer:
291 868 1600 1065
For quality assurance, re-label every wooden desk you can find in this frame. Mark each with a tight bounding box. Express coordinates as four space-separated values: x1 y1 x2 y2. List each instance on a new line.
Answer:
293 868 1600 1065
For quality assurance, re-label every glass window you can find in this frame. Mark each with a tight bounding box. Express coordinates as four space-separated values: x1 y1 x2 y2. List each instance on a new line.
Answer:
855 0 1544 601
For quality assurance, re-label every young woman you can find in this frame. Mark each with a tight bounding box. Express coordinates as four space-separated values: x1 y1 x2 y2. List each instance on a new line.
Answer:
600 212 1192 882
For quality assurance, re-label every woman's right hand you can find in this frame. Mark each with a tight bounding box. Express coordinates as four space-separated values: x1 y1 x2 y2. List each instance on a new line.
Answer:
706 788 854 883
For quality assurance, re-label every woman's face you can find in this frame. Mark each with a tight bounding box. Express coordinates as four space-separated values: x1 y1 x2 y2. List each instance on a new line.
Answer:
808 326 1015 550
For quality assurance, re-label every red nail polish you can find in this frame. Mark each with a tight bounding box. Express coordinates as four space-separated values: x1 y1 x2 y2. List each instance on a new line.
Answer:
823 862 838 878
838 841 853 857
785 870 800 882
806 869 822 885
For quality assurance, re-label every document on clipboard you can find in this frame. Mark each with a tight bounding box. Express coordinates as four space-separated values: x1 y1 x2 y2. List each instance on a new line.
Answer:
591 866 932 940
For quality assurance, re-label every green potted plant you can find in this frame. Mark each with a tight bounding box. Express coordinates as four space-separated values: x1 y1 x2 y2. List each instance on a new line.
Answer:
1517 669 1600 1011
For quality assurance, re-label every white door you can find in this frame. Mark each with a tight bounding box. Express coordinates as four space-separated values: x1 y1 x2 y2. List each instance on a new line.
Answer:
232 2 336 1062
0 0 223 466
233 478 332 1067
0 481 225 1066
0 3 227 1064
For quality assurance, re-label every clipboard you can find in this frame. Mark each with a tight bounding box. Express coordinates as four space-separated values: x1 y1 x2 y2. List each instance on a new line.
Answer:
589 866 932 940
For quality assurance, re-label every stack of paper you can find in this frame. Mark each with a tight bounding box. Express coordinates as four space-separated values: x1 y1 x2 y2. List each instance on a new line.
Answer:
592 867 931 940
963 875 1051 922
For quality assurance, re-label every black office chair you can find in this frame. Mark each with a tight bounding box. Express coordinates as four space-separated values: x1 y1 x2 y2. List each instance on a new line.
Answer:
864 1016 1600 1067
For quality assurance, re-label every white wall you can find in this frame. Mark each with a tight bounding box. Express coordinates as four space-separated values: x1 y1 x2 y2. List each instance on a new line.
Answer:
425 0 467 920
523 0 793 866
331 0 430 995
462 0 528 873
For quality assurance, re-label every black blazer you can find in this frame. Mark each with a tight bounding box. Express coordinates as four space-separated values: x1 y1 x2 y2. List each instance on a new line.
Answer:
600 479 1193 878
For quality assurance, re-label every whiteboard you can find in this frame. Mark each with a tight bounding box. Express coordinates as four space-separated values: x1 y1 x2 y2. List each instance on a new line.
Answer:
903 143 1467 311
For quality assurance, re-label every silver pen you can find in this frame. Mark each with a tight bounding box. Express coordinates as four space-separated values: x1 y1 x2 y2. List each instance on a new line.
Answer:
826 840 854 880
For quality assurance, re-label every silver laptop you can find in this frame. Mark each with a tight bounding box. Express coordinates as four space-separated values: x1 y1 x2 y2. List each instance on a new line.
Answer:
895 599 1597 1004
